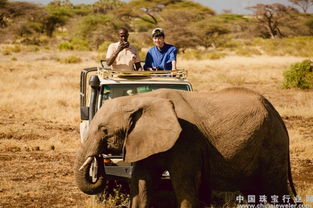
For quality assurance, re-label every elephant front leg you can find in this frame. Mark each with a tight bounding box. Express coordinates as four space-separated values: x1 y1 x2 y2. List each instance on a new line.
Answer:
170 170 202 208
130 178 151 208
130 161 160 208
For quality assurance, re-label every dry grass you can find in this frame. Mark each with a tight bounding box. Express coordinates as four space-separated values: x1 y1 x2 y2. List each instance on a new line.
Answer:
0 47 312 207
179 56 313 118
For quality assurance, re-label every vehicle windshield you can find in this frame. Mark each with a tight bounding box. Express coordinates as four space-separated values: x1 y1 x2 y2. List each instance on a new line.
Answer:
101 83 190 102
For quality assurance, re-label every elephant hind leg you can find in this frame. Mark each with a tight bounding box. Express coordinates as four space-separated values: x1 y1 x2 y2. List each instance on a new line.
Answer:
260 172 290 204
240 167 290 204
260 153 290 200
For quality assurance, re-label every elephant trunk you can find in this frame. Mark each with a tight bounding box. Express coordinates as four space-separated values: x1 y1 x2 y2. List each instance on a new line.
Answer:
74 147 106 195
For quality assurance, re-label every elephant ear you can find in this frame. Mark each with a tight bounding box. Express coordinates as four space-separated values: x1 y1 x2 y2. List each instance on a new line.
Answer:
123 97 182 163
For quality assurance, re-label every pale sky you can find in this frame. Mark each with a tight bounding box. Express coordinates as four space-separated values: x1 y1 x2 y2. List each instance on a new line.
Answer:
11 0 298 14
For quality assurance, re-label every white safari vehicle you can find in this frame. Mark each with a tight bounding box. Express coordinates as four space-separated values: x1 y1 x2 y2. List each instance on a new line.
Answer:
79 61 193 199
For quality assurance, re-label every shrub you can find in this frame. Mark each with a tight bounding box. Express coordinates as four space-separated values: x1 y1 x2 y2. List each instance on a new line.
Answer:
221 40 242 50
282 59 313 89
11 45 21 53
204 52 227 60
2 48 12 55
2 45 21 55
62 55 82 63
180 49 202 60
54 55 82 63
58 41 74 50
71 37 90 51
24 45 40 52
235 47 262 56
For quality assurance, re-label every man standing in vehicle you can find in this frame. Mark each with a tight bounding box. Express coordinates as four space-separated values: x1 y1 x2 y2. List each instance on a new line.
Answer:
144 28 177 71
106 27 142 71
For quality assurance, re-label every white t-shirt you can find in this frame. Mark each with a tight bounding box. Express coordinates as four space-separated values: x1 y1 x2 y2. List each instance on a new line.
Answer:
106 42 141 71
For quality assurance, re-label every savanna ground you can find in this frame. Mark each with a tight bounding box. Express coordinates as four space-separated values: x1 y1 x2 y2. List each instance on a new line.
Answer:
0 47 312 207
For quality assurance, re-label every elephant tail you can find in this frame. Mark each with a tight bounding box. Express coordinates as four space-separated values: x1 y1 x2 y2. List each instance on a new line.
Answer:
199 142 212 206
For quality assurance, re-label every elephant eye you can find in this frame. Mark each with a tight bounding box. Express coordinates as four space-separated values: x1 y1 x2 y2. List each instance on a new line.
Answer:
102 129 108 135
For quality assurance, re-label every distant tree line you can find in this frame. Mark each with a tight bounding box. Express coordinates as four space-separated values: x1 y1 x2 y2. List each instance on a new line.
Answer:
0 0 313 51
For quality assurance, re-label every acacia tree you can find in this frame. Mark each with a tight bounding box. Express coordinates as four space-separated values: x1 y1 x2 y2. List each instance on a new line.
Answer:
0 0 8 27
0 1 45 28
248 3 298 39
44 1 75 36
159 9 199 51
114 0 184 27
288 0 313 13
92 0 124 14
159 2 215 51
47 0 73 7
192 18 230 49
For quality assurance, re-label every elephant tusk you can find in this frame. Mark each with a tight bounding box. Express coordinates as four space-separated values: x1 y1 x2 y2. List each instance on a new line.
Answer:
79 156 94 171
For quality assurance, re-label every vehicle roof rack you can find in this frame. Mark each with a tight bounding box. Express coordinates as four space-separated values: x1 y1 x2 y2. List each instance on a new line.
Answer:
97 68 188 80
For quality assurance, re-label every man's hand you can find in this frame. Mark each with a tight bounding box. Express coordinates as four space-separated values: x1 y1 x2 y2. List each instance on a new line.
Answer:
117 41 129 52
107 41 129 66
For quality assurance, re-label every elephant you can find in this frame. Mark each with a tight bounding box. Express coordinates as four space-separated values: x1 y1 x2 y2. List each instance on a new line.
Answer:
74 87 297 208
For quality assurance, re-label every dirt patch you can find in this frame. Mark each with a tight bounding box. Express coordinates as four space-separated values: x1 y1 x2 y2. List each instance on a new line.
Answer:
0 152 86 207
284 116 313 140
0 110 88 207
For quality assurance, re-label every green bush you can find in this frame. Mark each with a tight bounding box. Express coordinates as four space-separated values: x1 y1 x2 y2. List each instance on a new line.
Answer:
71 37 90 51
58 38 90 51
2 48 12 55
77 14 114 39
2 45 21 55
180 49 202 60
282 59 313 89
55 55 82 63
204 52 227 60
24 45 40 52
58 41 74 50
235 47 262 56
62 55 82 63
221 40 242 50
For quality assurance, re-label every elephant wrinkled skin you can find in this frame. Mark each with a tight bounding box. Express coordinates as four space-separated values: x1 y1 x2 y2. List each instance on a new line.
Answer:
74 87 297 208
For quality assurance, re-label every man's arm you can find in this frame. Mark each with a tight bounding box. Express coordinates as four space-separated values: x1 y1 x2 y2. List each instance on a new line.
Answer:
170 46 177 70
106 42 129 66
143 52 153 71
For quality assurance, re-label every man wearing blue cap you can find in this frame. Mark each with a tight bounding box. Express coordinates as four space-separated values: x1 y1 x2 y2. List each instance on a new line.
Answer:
144 28 177 71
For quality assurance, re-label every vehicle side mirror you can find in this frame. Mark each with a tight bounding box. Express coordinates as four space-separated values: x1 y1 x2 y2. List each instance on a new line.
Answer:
80 106 89 120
